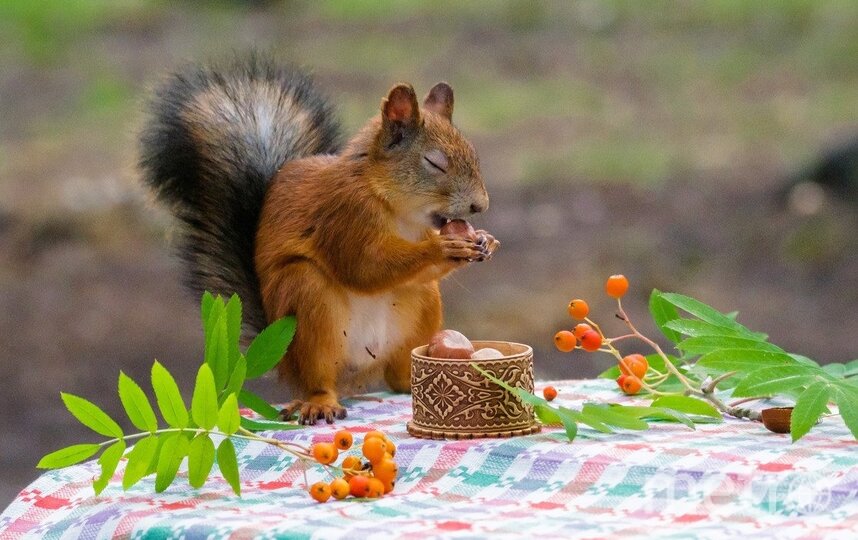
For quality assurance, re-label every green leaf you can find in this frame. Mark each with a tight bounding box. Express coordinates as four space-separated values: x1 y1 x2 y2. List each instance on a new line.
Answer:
650 395 722 418
597 365 621 379
697 349 798 373
614 405 697 429
60 393 123 439
649 289 682 343
155 432 190 493
659 293 750 334
581 404 649 430
191 364 219 430
118 372 158 433
217 438 241 495
238 389 281 420
218 393 240 435
151 361 188 428
791 381 831 442
559 406 613 433
665 319 762 340
188 434 216 489
123 435 159 490
789 354 821 367
93 440 126 495
223 355 247 404
843 359 858 378
245 316 296 379
731 365 820 397
555 407 578 440
206 312 230 391
201 291 215 330
677 336 783 356
833 382 858 439
225 294 242 374
37 444 101 469
239 417 303 432
823 363 846 377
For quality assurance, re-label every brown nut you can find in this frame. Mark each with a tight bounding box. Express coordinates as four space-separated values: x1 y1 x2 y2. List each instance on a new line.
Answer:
440 219 476 240
427 329 475 359
470 347 504 360
761 407 793 434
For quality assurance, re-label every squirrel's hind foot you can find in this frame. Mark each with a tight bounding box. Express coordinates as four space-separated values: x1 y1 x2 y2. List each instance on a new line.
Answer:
280 398 348 425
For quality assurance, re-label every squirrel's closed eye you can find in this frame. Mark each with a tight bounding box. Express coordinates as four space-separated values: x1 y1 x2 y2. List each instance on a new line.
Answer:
422 150 448 174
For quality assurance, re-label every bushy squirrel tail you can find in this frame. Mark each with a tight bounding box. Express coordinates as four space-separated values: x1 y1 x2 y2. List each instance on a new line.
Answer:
139 53 341 334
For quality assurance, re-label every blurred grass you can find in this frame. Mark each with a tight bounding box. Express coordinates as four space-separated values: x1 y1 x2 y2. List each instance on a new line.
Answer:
1 0 857 191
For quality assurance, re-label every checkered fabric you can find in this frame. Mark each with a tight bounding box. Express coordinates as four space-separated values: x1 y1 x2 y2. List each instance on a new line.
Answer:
2 380 857 539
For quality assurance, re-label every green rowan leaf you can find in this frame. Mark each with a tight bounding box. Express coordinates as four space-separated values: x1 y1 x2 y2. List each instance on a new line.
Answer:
217 438 241 496
37 444 100 469
218 393 240 435
659 293 751 334
188 434 216 489
191 364 218 430
650 395 722 418
791 381 831 442
225 294 242 374
223 355 247 404
665 319 763 340
201 291 215 330
238 389 280 420
93 440 126 495
559 406 613 433
123 435 159 490
581 404 649 430
245 316 296 378
206 312 230 391
614 405 696 429
697 349 798 373
155 432 190 493
731 365 820 397
822 363 845 377
151 361 188 428
677 336 783 356
833 383 858 439
239 417 303 432
118 371 158 433
649 289 682 343
60 392 123 439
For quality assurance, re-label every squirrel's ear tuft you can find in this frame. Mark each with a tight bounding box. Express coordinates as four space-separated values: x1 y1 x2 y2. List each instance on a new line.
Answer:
380 83 420 148
423 82 454 121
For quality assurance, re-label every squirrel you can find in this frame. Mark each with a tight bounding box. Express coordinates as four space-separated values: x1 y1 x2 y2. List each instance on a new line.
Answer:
139 54 498 424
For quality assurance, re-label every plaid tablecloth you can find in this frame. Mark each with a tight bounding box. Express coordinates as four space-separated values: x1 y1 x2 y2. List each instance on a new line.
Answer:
2 379 858 539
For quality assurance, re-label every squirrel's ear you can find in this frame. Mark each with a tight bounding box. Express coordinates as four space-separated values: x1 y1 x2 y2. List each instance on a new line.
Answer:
380 83 420 147
423 82 454 121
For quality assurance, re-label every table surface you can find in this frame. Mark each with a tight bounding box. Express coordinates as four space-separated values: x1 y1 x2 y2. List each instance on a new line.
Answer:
1 379 857 539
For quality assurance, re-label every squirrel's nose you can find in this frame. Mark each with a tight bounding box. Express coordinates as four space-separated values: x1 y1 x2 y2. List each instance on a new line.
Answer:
470 202 485 214
469 192 489 214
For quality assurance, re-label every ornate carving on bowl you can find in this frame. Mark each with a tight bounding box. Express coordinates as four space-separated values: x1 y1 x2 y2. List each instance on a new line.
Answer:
407 341 540 439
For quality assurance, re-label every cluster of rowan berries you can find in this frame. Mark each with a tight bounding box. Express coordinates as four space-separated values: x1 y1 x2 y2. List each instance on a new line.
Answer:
553 275 650 396
307 429 398 503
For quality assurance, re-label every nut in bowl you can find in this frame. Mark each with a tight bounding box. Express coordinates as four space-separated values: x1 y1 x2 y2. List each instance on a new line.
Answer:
408 340 540 439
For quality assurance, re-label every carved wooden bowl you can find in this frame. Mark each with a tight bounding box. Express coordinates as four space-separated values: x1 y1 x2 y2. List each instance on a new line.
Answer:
407 341 540 439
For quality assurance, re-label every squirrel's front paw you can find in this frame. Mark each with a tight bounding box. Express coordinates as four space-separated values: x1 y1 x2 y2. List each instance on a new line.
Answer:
280 398 348 425
475 230 500 260
439 235 486 262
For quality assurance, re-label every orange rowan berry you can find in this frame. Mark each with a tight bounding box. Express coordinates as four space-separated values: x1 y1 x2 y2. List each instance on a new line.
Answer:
383 438 396 458
364 430 385 442
372 458 398 484
349 475 371 497
554 330 577 352
619 354 648 378
622 376 642 395
330 478 350 500
579 330 602 352
542 386 558 401
616 374 627 389
362 437 387 463
381 478 396 494
366 478 385 498
309 481 331 503
312 442 338 465
334 430 353 450
606 275 629 299
573 323 593 339
567 299 590 320
341 455 361 480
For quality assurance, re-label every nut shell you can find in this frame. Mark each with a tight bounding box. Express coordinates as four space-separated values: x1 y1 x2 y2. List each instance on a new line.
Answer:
761 407 793 434
471 347 504 360
427 329 475 359
440 219 476 240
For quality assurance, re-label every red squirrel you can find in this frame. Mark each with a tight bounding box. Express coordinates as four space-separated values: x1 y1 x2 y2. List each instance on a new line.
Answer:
140 54 498 424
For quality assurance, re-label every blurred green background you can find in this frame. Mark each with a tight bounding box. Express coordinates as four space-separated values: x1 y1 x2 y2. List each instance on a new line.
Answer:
2 0 857 506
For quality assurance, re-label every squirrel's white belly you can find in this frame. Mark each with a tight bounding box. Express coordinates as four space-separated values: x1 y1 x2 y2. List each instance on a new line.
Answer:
345 292 402 369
